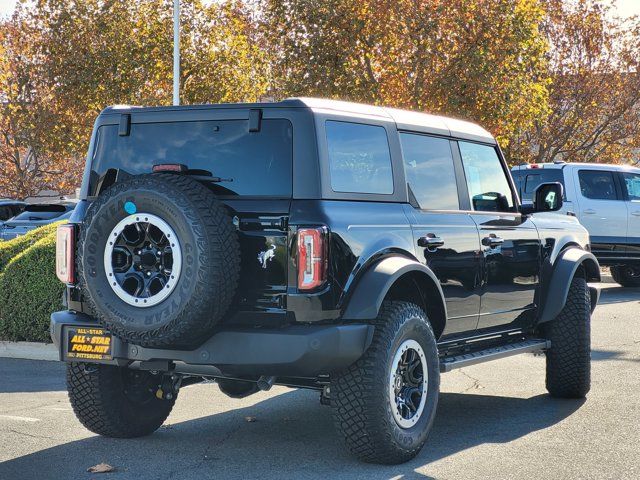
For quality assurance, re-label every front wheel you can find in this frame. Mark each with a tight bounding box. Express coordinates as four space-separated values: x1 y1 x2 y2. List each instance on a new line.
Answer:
67 363 176 438
331 301 440 464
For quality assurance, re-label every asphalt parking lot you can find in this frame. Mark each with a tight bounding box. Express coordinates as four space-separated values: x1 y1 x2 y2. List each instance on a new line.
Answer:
1 283 639 480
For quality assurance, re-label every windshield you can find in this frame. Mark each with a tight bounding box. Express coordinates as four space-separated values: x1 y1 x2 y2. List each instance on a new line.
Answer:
89 119 293 198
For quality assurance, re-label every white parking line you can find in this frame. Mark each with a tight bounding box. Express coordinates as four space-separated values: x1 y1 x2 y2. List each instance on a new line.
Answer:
0 415 40 422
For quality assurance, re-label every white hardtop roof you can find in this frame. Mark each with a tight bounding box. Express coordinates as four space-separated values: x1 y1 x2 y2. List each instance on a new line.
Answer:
294 97 496 144
513 162 640 173
102 97 496 144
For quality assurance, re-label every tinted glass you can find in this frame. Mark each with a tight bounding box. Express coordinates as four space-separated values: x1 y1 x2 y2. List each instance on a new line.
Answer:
459 142 514 212
326 121 393 194
400 133 459 210
12 210 67 221
512 169 565 202
0 206 13 221
622 172 640 200
578 170 617 200
90 119 293 197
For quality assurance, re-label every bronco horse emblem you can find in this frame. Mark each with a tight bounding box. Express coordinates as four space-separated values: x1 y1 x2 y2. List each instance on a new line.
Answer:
257 244 277 269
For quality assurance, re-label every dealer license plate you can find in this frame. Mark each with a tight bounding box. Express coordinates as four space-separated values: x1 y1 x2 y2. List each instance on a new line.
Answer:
66 327 113 361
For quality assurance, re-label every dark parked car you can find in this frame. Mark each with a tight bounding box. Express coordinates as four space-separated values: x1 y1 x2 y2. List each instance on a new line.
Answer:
51 98 599 464
0 202 75 240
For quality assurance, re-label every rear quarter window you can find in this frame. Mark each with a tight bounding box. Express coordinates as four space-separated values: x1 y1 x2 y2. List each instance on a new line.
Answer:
90 119 293 197
325 121 393 195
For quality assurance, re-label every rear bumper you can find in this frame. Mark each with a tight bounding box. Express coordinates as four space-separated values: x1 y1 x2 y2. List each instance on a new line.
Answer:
50 311 373 377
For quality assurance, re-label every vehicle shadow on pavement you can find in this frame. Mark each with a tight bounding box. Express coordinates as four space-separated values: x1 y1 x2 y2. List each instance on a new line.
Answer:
592 349 640 364
596 285 640 305
0 358 65 393
0 388 584 480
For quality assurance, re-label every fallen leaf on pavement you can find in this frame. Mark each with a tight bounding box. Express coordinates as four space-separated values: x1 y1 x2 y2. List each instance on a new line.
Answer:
87 463 116 473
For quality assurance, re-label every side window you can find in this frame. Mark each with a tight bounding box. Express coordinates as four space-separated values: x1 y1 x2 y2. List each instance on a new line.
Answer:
622 172 640 201
458 141 514 212
399 133 459 210
326 121 393 194
578 170 617 200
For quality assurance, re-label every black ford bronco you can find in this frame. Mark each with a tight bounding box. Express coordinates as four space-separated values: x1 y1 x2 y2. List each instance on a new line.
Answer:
52 98 600 464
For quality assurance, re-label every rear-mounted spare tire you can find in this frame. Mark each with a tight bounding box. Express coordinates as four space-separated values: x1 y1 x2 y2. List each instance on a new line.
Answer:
78 174 240 348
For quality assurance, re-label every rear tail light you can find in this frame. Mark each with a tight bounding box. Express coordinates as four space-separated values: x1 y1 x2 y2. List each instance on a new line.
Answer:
56 224 76 284
297 227 327 291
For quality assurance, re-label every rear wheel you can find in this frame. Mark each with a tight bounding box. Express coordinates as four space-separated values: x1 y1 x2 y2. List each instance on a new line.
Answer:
542 276 591 399
67 363 176 438
610 265 640 287
331 301 440 464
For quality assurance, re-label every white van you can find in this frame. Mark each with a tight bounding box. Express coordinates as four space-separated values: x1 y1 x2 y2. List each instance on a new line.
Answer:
512 162 640 286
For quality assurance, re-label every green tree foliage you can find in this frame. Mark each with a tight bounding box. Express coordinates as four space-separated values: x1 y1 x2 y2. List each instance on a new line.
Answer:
0 230 64 342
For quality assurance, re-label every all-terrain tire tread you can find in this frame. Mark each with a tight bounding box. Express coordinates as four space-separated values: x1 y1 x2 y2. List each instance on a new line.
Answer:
543 276 591 398
331 301 439 464
77 174 240 348
67 363 175 438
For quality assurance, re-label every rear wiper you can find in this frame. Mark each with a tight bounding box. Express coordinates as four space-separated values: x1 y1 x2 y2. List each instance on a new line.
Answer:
153 165 233 183
185 169 232 183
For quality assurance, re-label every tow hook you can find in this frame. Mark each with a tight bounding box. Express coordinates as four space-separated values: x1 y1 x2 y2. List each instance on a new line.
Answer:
156 374 182 400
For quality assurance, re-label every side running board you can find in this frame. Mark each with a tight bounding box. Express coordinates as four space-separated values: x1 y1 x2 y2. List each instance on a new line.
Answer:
439 338 551 373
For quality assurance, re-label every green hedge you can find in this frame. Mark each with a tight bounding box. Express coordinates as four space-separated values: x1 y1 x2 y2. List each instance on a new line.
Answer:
0 221 63 273
0 229 65 342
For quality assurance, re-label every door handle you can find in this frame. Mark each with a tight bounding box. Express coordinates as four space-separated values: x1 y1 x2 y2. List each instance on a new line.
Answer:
631 211 640 217
482 234 504 248
418 234 445 249
583 209 596 214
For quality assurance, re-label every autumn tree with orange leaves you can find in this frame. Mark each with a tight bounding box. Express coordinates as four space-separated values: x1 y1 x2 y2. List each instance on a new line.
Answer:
261 0 550 150
508 0 640 164
1 0 639 199
261 0 640 165
0 0 267 198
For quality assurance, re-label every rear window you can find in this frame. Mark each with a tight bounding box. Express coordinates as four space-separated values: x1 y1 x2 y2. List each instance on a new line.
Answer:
512 169 565 202
90 119 293 197
326 121 393 194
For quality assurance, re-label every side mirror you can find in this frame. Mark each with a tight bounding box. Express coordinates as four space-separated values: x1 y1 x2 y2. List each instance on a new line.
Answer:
521 182 563 214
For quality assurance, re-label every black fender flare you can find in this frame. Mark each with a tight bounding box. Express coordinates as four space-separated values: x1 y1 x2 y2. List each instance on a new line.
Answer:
538 248 601 324
341 256 447 326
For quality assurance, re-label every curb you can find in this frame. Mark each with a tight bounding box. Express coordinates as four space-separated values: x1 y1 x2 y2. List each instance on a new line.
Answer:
601 274 614 285
0 341 58 361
